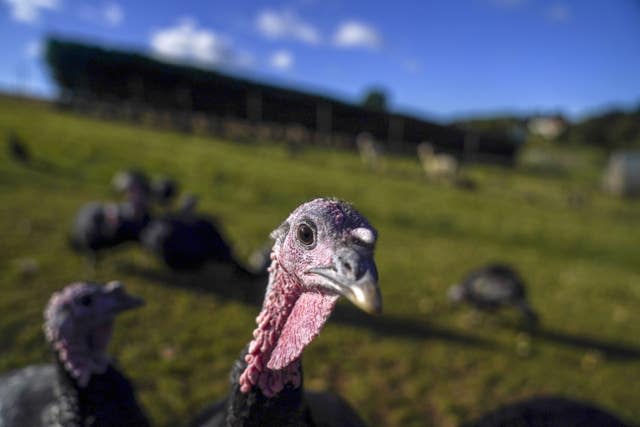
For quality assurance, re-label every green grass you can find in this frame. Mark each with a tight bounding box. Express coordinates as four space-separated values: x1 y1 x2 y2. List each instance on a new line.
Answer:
1 95 639 427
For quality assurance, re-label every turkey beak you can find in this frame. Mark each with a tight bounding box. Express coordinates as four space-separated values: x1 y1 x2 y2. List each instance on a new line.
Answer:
308 246 382 315
342 269 382 315
105 281 145 313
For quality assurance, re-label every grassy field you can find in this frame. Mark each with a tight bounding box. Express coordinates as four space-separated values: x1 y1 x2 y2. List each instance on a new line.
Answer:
1 95 639 426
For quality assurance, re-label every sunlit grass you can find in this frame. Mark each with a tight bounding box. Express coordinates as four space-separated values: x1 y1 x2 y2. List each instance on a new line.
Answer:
0 96 638 426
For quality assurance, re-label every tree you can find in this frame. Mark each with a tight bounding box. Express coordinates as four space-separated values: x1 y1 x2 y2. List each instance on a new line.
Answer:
361 87 388 111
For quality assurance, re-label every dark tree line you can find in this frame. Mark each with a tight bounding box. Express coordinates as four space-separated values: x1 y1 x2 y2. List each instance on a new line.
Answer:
454 105 640 152
558 108 640 150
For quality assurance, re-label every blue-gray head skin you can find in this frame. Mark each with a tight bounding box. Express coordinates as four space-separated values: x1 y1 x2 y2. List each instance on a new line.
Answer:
269 197 381 315
43 281 144 387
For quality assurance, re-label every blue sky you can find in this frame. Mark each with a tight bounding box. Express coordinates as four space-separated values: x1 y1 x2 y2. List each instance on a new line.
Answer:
1 0 639 121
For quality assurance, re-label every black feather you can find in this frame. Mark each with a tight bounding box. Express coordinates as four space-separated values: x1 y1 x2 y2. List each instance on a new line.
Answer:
463 396 632 427
70 201 150 258
140 214 239 271
190 347 366 427
0 358 149 427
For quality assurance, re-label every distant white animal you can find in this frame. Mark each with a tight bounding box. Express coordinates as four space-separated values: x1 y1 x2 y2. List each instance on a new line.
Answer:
417 141 459 181
356 132 384 171
603 150 640 198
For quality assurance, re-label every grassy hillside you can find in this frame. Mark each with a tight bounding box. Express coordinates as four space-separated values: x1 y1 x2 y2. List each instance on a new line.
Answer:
1 95 639 426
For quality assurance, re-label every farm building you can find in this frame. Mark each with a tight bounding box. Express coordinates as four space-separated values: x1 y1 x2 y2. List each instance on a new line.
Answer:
45 37 519 163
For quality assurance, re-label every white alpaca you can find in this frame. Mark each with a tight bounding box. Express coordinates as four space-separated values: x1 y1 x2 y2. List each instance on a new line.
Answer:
356 132 384 171
417 141 459 181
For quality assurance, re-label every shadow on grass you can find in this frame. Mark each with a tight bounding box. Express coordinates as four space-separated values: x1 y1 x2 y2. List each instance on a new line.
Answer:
499 321 640 361
7 153 83 184
115 260 267 305
27 158 60 174
331 303 493 348
530 327 640 361
117 261 493 348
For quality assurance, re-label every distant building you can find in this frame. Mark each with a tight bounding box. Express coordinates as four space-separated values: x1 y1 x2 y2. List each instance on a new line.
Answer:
527 116 567 140
45 37 520 163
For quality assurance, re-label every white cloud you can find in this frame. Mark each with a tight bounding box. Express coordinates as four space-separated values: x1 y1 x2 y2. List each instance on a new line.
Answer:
256 9 321 45
151 18 251 67
546 3 570 23
25 40 42 58
3 0 59 23
269 50 294 70
104 2 122 27
333 21 382 50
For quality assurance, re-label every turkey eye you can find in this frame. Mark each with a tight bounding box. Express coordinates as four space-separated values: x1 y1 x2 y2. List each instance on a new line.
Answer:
297 223 315 246
79 295 93 306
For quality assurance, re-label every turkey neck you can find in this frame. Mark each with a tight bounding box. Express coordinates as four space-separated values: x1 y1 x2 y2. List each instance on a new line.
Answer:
239 258 304 397
221 258 313 426
226 347 311 427
50 354 84 427
52 355 149 427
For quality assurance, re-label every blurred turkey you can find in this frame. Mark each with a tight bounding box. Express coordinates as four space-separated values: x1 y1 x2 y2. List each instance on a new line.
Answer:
463 395 631 427
6 130 30 163
70 199 151 266
111 169 151 201
140 197 250 275
150 175 179 207
449 263 539 325
0 281 149 427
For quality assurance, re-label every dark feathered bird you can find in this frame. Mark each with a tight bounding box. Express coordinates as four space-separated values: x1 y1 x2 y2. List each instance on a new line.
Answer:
0 281 149 427
140 213 238 271
151 176 179 206
6 131 29 163
140 191 257 276
462 395 631 427
190 198 381 427
70 200 151 265
448 263 539 325
112 169 151 200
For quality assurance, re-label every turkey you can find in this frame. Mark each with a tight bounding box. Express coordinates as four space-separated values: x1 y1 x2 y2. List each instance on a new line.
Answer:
448 263 539 325
150 176 179 206
70 170 152 266
176 193 199 217
0 281 149 427
69 199 151 266
190 198 382 427
463 395 631 427
6 131 30 163
111 169 151 200
140 197 251 275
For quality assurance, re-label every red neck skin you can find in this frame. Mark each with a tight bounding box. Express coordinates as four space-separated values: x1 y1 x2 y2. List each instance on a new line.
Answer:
50 321 113 388
238 256 338 397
